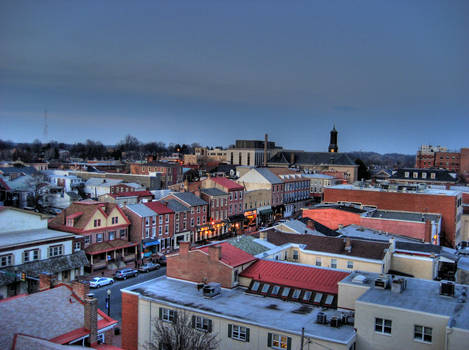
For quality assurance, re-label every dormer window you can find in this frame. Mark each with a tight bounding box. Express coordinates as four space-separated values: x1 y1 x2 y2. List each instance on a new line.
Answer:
404 172 410 178
413 172 418 179
66 218 74 227
431 173 436 179
422 173 427 179
93 219 101 227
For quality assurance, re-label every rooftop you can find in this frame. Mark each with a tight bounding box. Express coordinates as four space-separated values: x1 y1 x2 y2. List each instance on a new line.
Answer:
200 188 227 197
367 209 441 223
197 242 256 267
163 199 190 213
227 235 271 256
109 190 153 198
168 192 207 207
268 152 356 166
0 285 117 350
328 184 461 196
209 176 244 191
124 276 355 344
125 203 157 218
0 228 75 250
338 224 421 243
144 201 173 215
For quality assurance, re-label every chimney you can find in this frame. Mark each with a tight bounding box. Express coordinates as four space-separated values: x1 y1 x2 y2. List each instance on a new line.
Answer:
344 237 352 253
290 152 295 165
71 280 90 301
259 230 268 240
306 220 315 230
264 133 268 167
39 273 53 292
424 220 432 243
208 245 222 261
179 241 190 255
184 178 189 192
84 293 98 347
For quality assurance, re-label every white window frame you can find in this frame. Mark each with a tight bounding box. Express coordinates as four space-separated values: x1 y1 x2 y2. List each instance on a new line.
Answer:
414 325 432 343
272 333 288 349
375 318 392 335
347 260 354 269
331 258 337 269
231 325 248 341
161 308 176 322
195 316 211 332
49 245 63 257
0 254 13 267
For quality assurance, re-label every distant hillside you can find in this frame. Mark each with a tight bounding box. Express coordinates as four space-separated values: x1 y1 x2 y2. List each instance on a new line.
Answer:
346 152 415 169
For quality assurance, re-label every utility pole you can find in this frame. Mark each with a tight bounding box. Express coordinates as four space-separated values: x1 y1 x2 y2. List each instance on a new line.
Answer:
300 327 304 350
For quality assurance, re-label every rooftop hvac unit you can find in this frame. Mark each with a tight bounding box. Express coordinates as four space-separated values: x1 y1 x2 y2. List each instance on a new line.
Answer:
374 276 390 289
316 312 327 324
440 281 455 297
203 282 221 298
330 317 340 328
391 278 407 293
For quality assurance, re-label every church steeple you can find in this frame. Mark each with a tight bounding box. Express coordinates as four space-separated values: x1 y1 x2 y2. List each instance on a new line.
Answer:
328 124 338 153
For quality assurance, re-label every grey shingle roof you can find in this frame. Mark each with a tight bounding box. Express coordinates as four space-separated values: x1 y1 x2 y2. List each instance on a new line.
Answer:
255 168 283 184
227 235 270 256
268 152 356 166
200 188 227 197
171 192 207 206
0 166 38 176
390 168 458 182
164 199 190 212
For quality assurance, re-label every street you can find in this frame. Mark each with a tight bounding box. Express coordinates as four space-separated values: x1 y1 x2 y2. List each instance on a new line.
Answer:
92 267 166 324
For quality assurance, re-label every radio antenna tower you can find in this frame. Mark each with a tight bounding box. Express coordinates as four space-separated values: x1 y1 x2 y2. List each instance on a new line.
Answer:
43 108 48 141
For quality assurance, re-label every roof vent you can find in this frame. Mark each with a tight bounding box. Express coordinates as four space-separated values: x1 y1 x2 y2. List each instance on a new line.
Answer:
203 282 221 298
316 312 327 324
374 276 390 289
352 274 369 284
440 281 455 297
391 278 407 293
330 316 341 328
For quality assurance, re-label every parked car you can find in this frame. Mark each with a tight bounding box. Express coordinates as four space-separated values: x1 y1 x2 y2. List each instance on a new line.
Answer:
89 277 114 288
114 268 138 280
138 262 160 273
48 207 62 215
157 255 167 266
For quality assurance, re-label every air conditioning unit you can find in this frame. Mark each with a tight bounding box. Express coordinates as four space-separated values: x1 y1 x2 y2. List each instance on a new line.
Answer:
316 312 327 324
440 281 455 297
391 278 407 293
374 276 390 289
203 282 221 298
330 317 340 328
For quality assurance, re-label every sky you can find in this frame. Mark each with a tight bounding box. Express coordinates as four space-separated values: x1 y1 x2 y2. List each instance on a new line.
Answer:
1 0 468 154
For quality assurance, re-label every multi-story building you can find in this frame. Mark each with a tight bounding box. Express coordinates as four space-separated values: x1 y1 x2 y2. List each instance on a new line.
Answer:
303 173 343 200
49 200 136 271
416 145 469 175
130 162 183 188
84 178 144 198
161 192 208 243
323 184 463 247
226 136 282 166
163 199 192 249
0 207 87 298
268 168 310 216
200 188 229 239
243 189 272 227
71 170 162 190
144 201 174 254
99 190 153 206
237 167 285 219
389 168 459 186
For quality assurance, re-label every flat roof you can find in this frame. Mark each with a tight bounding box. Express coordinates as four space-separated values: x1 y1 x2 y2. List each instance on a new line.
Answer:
338 225 421 243
356 276 469 330
0 228 75 249
329 184 460 196
369 210 441 222
124 276 356 344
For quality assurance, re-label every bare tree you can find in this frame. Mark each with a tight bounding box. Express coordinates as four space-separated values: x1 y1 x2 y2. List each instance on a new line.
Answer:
146 310 219 350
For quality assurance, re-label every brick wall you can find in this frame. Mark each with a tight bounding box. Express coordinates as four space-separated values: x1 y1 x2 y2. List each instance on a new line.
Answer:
360 217 431 242
122 207 143 245
302 208 361 230
121 291 139 350
461 148 469 174
166 242 233 288
324 188 458 246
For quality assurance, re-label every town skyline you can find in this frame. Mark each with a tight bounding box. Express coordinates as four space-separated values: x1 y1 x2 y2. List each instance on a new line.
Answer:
2 0 468 154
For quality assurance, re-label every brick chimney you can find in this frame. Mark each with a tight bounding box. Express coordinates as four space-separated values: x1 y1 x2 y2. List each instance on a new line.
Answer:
71 280 90 301
39 273 53 292
306 220 315 230
208 245 222 261
424 220 432 243
264 134 268 167
179 241 190 255
344 237 352 253
84 293 98 347
259 230 268 240
290 152 295 164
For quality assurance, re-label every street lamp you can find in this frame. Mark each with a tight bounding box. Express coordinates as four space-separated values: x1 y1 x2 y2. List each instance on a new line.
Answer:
106 289 111 317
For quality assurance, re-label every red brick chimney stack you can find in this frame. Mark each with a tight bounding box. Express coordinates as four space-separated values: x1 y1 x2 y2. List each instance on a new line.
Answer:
39 273 53 292
344 237 352 253
179 241 190 255
84 293 98 347
71 280 90 301
208 245 222 261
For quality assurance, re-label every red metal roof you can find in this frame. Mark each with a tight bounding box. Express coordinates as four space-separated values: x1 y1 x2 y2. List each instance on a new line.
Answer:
240 260 349 294
144 201 174 215
109 190 153 198
210 177 244 191
198 242 256 267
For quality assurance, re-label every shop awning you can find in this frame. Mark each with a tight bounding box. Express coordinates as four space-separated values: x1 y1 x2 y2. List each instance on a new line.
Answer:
143 239 160 247
259 208 273 215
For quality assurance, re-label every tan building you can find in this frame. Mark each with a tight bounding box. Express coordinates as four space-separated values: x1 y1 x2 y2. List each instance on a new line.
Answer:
243 189 271 211
338 273 469 350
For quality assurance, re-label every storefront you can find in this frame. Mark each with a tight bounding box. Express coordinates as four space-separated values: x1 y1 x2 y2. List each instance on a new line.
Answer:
244 210 257 230
228 214 245 235
257 206 273 226
141 238 160 262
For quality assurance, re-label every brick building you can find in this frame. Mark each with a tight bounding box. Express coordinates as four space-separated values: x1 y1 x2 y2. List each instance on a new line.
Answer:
323 184 462 247
416 145 469 175
129 162 183 188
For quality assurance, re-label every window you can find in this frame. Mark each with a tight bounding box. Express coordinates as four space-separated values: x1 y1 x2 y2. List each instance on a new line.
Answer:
84 236 91 244
315 257 321 266
281 287 290 297
0 254 13 267
271 285 280 295
159 215 163 224
347 260 354 269
49 245 63 257
159 225 162 235
152 215 157 224
191 207 194 214
413 172 418 179
120 229 126 238
414 325 432 343
109 231 115 240
193 316 212 332
202 216 206 224
292 289 301 299
431 173 436 179
23 250 30 263
261 283 270 293
32 249 40 260
111 216 119 224
96 233 104 242
325 294 334 305
191 218 194 227
152 227 156 236
165 214 169 223
230 193 233 201
93 219 101 227
269 333 291 350
159 307 176 322
145 217 150 226
331 259 337 269
404 171 409 178
313 292 323 303
229 324 249 342
303 291 312 301
422 172 427 179
197 217 200 225
197 206 201 214
375 318 392 334
174 213 178 221
74 242 81 252
234 191 238 200
165 224 169 234
251 281 260 291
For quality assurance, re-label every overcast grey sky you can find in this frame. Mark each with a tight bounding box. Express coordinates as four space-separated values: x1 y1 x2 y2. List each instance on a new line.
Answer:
1 0 468 153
